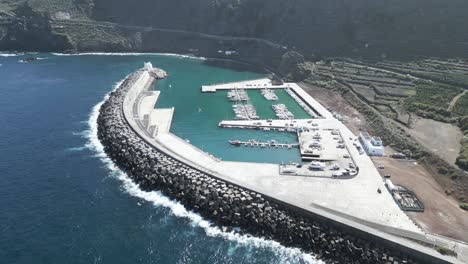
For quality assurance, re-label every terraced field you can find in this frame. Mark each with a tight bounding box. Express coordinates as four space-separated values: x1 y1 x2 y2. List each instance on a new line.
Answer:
314 60 416 124
311 57 468 176
387 59 468 176
404 81 463 122
375 59 468 88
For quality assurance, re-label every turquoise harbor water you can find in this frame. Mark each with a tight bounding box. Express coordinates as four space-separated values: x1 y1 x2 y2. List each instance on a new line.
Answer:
0 53 319 264
155 62 310 164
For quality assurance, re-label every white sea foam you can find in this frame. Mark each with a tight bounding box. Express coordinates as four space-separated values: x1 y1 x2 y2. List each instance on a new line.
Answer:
0 53 18 57
85 78 322 264
72 130 91 138
66 146 88 152
52 52 205 60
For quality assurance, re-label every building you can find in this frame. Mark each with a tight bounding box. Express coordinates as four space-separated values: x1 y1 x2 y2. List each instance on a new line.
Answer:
359 131 384 156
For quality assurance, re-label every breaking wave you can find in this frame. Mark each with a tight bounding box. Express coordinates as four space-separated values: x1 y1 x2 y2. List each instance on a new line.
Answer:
52 52 205 60
0 53 18 57
84 79 322 264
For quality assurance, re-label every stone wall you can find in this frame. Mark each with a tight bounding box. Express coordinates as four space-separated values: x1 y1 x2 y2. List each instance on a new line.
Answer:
96 68 451 264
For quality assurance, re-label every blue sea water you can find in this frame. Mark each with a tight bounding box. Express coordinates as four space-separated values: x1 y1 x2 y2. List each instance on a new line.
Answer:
0 53 320 264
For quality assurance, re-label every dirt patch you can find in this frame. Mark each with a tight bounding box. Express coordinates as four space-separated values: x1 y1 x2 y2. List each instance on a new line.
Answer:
302 82 468 241
372 156 468 242
300 82 366 135
405 117 463 164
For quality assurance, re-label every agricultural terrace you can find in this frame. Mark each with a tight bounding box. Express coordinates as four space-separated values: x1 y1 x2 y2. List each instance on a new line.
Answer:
453 92 468 116
314 60 416 124
374 58 468 88
404 81 463 122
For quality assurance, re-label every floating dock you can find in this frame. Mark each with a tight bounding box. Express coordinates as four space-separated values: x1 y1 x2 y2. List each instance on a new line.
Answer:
227 89 249 101
272 104 294 119
233 104 259 120
261 88 279 100
229 139 298 149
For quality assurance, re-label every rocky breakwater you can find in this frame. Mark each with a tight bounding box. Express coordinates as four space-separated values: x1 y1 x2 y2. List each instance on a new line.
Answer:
97 66 433 264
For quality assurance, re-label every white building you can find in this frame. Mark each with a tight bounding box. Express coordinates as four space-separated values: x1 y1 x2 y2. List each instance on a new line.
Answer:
359 131 385 156
144 62 153 70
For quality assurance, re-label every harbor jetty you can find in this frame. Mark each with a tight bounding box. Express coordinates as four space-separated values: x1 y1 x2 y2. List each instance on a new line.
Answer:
97 63 461 264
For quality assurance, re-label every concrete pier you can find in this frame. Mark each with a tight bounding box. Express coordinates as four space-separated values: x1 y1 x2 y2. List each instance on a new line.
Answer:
201 78 282 92
138 91 160 118
148 108 174 134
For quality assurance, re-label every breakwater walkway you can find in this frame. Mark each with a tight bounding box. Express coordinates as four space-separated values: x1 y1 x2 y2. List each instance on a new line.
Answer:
97 63 465 263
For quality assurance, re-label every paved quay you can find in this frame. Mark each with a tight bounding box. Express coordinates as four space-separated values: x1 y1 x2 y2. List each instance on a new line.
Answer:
138 91 160 118
148 108 174 133
201 78 283 92
122 66 466 263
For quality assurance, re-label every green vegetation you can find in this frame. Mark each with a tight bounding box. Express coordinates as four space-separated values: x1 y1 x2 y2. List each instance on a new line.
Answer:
376 59 468 88
435 245 457 256
453 93 468 116
406 81 462 109
411 72 468 88
455 116 468 170
457 137 468 170
404 81 462 122
310 70 468 200
460 202 468 211
314 60 415 124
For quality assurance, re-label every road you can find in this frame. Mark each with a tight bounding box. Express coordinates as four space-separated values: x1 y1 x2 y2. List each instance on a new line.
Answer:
51 18 284 49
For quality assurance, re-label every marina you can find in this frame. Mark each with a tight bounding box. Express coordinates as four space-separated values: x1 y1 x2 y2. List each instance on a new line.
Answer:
148 76 429 234
116 63 465 264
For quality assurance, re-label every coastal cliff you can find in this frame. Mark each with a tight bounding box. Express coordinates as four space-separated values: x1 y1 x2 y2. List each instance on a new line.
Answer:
90 0 468 59
2 0 468 79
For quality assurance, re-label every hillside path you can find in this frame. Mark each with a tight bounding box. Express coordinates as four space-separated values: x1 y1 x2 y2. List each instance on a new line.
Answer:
448 89 467 112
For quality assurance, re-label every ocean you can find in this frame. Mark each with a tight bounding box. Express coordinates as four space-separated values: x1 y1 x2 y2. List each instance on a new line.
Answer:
0 53 321 264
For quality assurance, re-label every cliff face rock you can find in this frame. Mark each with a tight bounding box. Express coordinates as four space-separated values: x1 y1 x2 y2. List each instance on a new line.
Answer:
2 0 468 58
278 51 311 82
73 0 95 17
0 4 72 51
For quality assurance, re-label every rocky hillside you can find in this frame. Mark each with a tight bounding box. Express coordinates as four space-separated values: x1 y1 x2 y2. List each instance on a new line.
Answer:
2 0 468 59
91 0 468 59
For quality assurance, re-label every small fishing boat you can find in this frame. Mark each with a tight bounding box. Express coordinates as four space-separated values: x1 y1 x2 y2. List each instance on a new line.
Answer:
229 140 241 146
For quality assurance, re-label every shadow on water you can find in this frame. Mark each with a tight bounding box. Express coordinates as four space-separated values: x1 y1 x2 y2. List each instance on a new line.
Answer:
202 58 271 75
